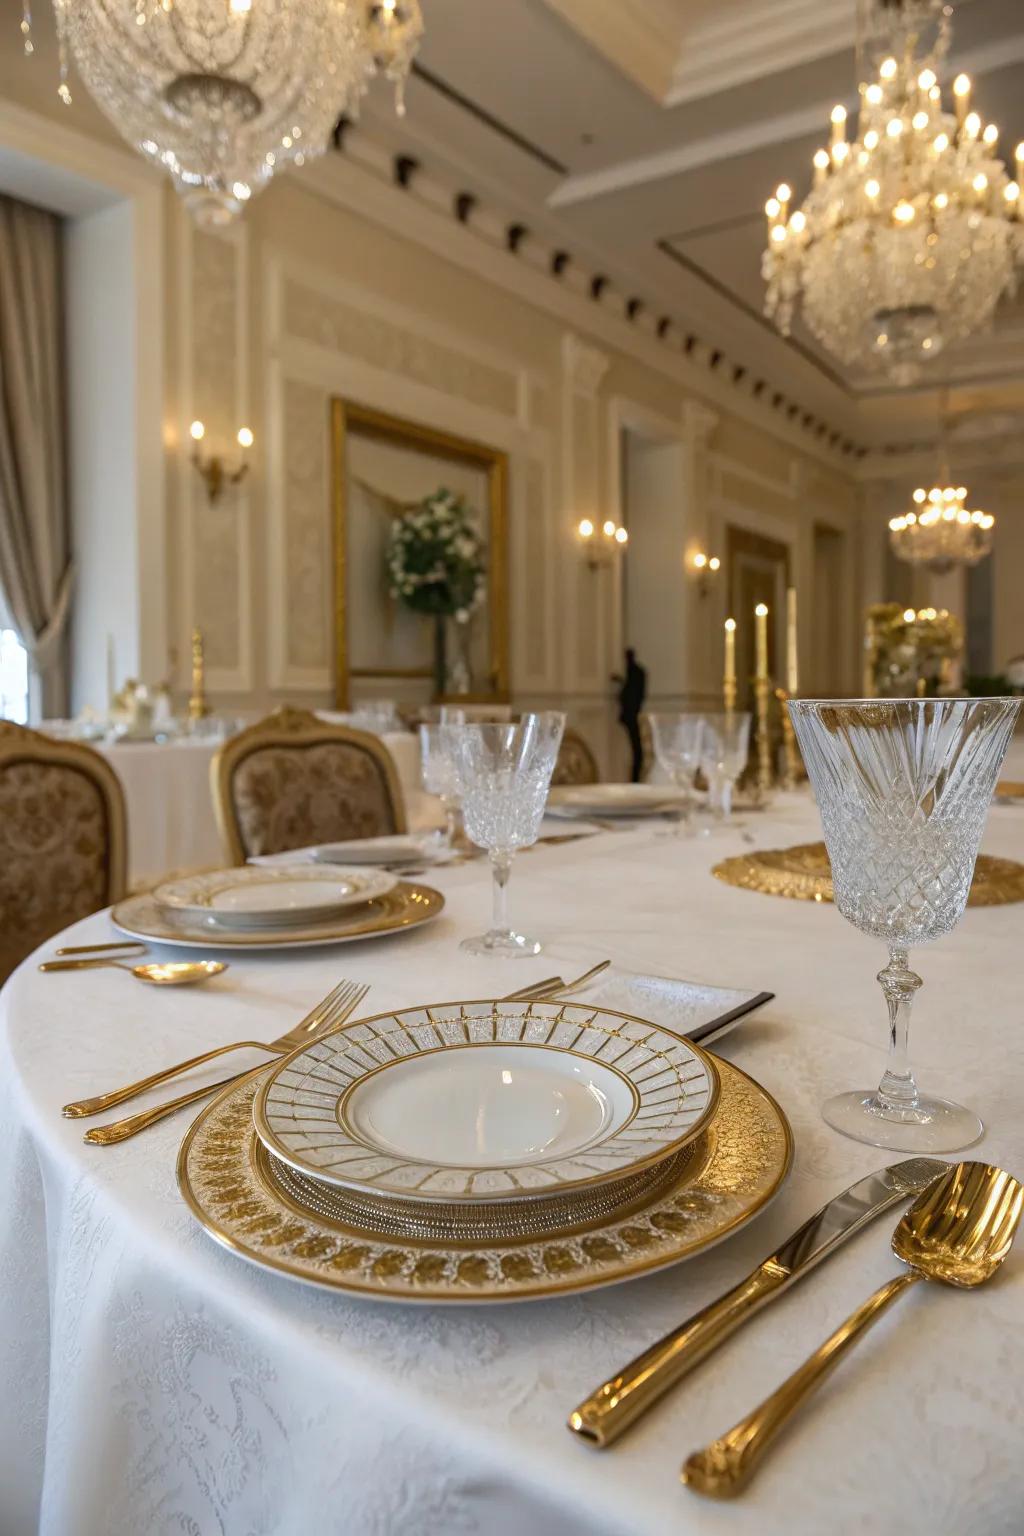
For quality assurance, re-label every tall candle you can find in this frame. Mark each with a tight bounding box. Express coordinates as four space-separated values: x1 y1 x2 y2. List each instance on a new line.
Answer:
724 618 736 689
755 602 769 681
786 586 798 695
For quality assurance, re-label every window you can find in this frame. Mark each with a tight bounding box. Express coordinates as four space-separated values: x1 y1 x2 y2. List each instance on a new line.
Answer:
0 628 29 723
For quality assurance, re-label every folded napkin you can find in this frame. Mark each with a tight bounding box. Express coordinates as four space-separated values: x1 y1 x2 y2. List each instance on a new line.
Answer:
569 965 773 1046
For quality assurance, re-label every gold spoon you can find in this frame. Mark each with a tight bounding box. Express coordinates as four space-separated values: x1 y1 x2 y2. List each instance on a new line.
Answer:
39 957 228 986
682 1160 1023 1499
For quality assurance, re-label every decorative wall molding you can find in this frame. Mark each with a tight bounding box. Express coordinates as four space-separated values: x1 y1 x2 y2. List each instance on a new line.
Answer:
682 399 720 452
302 146 863 466
178 213 253 695
562 333 610 400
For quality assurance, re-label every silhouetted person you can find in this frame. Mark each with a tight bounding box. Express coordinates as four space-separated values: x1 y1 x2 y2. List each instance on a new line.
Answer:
615 647 647 782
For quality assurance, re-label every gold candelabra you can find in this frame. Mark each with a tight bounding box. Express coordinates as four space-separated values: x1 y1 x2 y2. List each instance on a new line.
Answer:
775 686 802 790
188 627 210 721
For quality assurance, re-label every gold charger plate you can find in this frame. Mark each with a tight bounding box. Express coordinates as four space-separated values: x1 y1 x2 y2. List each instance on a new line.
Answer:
112 881 444 950
712 840 1024 906
177 1057 792 1304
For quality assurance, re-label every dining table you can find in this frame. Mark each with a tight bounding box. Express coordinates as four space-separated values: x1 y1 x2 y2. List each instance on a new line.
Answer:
2 789 1023 1536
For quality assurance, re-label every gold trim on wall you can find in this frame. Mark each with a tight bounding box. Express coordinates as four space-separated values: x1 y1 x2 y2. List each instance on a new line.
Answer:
330 399 510 709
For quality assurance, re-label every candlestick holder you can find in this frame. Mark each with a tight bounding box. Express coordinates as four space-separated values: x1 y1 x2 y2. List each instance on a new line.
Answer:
775 686 802 789
188 627 211 722
723 676 738 714
754 675 773 795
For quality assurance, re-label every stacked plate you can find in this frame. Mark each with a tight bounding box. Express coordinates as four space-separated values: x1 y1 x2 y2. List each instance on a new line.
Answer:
111 866 445 951
179 996 793 1302
547 784 688 820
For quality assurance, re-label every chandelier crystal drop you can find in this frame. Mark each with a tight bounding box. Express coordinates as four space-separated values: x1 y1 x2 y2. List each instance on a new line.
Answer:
763 0 1023 380
20 0 423 226
889 484 995 573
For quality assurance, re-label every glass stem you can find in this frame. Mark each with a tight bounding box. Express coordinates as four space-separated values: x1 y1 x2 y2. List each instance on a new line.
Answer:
442 798 459 850
491 851 513 934
875 947 922 1112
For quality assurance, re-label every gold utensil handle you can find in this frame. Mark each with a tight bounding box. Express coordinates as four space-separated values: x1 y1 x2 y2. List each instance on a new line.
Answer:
83 1063 267 1145
55 941 147 957
681 1270 919 1498
40 957 125 972
63 1038 272 1118
569 1262 786 1447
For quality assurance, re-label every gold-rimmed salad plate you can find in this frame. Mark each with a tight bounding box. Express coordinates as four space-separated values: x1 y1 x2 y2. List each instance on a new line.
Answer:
154 865 398 930
111 882 444 951
252 999 720 1207
178 1056 792 1304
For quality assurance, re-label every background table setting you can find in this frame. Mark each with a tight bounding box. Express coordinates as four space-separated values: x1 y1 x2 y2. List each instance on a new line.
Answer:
3 705 1024 1536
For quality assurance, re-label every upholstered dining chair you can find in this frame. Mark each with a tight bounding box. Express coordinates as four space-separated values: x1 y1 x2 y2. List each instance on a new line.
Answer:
550 727 600 787
211 705 408 863
0 722 128 983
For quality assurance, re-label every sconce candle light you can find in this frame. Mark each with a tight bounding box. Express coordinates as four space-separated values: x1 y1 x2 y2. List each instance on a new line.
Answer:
577 516 628 569
690 550 721 597
190 419 254 504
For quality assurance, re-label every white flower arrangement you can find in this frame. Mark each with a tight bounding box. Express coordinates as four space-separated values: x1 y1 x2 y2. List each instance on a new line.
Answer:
387 487 487 622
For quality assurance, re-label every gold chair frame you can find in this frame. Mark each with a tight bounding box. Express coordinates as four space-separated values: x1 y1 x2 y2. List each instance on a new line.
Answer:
0 721 128 904
210 706 408 865
553 727 601 786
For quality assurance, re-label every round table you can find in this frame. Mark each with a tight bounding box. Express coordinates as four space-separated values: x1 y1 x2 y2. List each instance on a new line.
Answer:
3 793 1024 1535
94 736 223 886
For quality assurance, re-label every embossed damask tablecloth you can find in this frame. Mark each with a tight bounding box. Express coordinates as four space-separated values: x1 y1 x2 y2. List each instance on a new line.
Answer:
3 792 1024 1536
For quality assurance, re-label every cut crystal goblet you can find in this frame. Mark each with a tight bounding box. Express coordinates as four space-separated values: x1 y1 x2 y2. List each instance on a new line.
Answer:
789 696 1021 1152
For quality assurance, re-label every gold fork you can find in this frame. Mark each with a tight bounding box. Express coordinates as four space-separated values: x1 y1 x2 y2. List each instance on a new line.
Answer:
76 980 368 1144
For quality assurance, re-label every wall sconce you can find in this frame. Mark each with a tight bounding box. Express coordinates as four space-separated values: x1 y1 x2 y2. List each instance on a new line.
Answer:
689 550 721 597
190 420 254 504
577 516 628 570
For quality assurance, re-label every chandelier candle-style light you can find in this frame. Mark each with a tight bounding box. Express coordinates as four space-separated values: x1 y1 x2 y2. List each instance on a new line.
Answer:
889 484 994 572
20 0 423 225
763 0 1023 379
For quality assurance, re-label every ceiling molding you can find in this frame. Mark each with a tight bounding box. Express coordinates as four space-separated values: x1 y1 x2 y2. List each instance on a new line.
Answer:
665 0 854 108
540 0 680 103
547 30 1024 212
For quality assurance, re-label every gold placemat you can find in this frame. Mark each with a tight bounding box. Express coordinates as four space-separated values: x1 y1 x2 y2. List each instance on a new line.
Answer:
177 1058 792 1303
713 841 1024 906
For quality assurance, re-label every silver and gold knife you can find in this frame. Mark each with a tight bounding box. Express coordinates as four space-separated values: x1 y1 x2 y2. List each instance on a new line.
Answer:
567 1156 946 1448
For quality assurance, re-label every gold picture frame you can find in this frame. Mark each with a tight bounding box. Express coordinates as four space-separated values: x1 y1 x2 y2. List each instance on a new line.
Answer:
330 399 510 709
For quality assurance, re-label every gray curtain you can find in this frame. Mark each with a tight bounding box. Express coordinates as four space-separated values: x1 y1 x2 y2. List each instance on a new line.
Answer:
0 194 72 717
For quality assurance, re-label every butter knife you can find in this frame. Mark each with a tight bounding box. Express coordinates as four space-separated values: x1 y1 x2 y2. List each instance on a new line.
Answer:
567 1155 946 1448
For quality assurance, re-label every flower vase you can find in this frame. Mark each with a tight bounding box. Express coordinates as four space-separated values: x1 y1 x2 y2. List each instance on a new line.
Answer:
432 615 448 700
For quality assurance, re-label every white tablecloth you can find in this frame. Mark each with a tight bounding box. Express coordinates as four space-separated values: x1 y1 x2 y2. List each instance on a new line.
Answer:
3 793 1024 1536
93 737 223 887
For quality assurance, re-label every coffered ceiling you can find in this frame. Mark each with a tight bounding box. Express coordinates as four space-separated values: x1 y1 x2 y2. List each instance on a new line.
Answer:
354 0 1024 462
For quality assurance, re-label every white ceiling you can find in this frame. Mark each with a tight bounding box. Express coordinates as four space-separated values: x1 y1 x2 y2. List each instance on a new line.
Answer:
355 0 1024 457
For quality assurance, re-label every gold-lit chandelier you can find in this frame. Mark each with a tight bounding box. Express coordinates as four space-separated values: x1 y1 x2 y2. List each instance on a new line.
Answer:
763 0 1023 381
889 485 994 572
19 0 423 226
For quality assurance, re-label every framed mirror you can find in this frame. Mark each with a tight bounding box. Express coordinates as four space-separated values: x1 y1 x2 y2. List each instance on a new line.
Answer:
330 399 509 709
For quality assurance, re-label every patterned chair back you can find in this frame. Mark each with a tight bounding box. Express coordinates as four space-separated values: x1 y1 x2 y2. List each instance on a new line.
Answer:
550 727 600 787
211 706 408 863
0 722 127 983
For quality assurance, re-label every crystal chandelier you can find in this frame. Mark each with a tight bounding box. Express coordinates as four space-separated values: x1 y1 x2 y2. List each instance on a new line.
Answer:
762 0 1023 380
889 484 994 573
20 0 423 226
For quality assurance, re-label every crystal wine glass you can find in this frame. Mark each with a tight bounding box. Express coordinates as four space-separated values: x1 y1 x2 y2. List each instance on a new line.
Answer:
790 696 1021 1152
419 723 462 849
699 712 752 823
446 712 565 956
648 713 704 833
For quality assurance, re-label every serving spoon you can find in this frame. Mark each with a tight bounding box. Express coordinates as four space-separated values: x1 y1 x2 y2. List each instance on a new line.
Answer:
39 957 227 986
682 1160 1023 1498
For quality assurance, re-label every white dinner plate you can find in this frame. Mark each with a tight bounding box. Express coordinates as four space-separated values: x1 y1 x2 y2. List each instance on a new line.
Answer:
311 834 438 867
547 783 687 819
253 998 719 1205
154 866 397 929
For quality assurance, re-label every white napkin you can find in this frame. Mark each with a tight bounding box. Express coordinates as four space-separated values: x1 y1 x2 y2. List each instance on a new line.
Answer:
570 964 771 1042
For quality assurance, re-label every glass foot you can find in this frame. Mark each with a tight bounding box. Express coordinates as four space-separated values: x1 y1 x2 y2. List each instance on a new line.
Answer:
822 1089 983 1153
460 928 542 958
